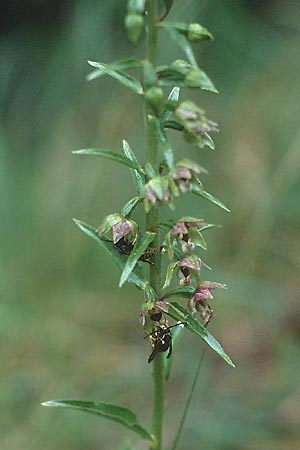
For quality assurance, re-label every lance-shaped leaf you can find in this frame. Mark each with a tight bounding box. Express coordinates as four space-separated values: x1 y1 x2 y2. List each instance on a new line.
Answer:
87 61 143 94
158 21 213 42
73 219 147 290
123 140 145 196
87 57 143 81
42 400 154 442
73 149 144 174
163 261 178 289
158 25 197 67
192 187 230 212
121 197 143 218
161 86 180 122
165 324 184 380
188 227 207 250
162 286 195 300
157 125 174 168
165 302 235 367
119 231 155 287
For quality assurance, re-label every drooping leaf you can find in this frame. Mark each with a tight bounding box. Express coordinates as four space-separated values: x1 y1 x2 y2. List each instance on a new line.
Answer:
165 302 235 367
87 61 143 94
42 400 154 442
163 261 178 289
123 140 145 196
73 219 146 290
121 197 143 217
119 231 155 287
192 188 230 212
73 149 144 174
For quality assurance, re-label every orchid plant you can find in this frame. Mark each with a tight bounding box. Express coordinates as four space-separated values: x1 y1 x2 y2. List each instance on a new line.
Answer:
43 1 234 449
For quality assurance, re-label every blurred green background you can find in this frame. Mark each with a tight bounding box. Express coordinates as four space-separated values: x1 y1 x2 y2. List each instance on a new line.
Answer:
1 0 300 449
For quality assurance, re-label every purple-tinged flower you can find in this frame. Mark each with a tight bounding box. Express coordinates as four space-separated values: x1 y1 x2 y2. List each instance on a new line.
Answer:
112 219 133 244
171 159 207 193
170 217 207 254
188 282 226 326
177 256 210 286
145 176 172 212
193 281 226 302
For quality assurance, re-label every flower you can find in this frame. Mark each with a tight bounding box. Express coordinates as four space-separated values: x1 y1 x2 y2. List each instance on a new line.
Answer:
145 176 172 212
177 256 210 286
171 159 207 193
188 282 226 326
170 217 207 254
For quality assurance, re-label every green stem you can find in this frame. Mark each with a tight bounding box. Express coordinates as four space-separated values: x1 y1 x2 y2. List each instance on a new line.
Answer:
145 2 165 450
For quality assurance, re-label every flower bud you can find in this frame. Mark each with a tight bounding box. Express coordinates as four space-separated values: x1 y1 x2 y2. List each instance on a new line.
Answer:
145 87 164 116
125 13 144 44
187 23 213 43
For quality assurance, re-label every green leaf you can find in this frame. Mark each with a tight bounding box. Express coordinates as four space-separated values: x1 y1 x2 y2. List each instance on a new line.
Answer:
73 149 144 174
185 68 218 93
121 197 143 217
123 140 145 196
192 188 230 212
161 86 180 123
119 231 155 287
162 286 195 299
42 400 154 442
188 228 207 250
165 324 184 380
87 58 143 81
165 302 235 367
73 219 147 290
159 26 197 66
87 61 143 94
163 261 178 289
157 125 174 168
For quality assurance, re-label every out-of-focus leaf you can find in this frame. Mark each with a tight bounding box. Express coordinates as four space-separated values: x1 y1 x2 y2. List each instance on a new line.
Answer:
166 302 235 367
87 61 143 94
127 0 146 14
157 0 174 21
158 21 213 41
121 197 143 217
119 231 155 287
165 230 174 260
163 261 178 289
123 140 145 196
165 324 184 380
161 87 180 122
73 219 146 290
157 125 174 168
185 68 218 93
73 149 144 174
42 400 154 442
192 188 230 212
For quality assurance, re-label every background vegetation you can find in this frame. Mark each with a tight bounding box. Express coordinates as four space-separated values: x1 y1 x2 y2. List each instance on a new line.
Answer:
1 0 300 449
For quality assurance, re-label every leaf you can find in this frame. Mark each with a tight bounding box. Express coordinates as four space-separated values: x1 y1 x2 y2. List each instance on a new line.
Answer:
162 286 195 300
161 87 180 123
121 197 143 217
192 188 230 212
163 261 178 289
119 231 155 287
73 219 147 290
73 149 144 174
157 125 174 168
123 140 145 196
87 57 143 81
42 400 154 442
188 228 207 250
165 302 235 367
159 26 197 66
87 61 143 94
165 324 184 380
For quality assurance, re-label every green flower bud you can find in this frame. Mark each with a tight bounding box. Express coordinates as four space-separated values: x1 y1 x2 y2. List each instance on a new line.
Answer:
145 87 164 117
187 23 213 43
125 13 144 44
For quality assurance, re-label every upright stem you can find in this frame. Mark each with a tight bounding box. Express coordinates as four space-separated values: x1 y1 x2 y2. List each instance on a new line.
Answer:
145 1 165 450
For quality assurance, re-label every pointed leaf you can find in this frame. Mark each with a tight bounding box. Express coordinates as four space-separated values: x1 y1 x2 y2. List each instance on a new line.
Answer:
157 125 174 168
161 87 180 123
87 58 143 81
87 61 143 94
162 286 195 300
123 140 145 196
165 302 235 367
188 228 207 250
119 231 155 287
163 261 178 289
165 324 184 380
73 149 144 174
192 188 230 212
73 219 147 290
121 197 143 217
42 400 154 442
159 26 197 66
